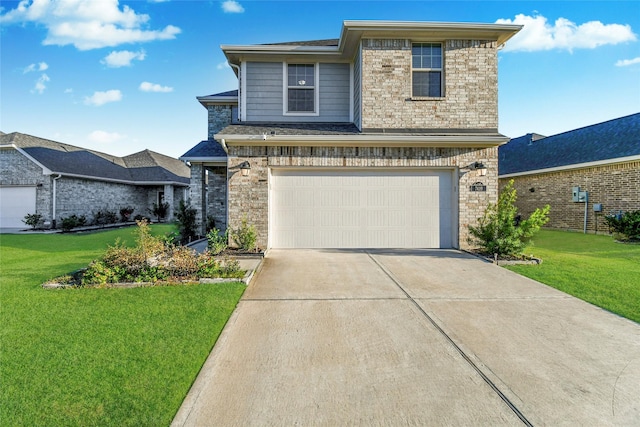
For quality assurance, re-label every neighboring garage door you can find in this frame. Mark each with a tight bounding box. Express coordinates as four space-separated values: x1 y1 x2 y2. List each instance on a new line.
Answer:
270 168 455 249
0 186 37 228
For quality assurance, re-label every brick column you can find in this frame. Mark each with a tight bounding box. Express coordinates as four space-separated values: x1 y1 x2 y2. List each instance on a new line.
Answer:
164 184 175 222
190 163 207 235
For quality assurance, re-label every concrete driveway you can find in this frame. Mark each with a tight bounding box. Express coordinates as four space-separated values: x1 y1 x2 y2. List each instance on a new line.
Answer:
173 249 640 426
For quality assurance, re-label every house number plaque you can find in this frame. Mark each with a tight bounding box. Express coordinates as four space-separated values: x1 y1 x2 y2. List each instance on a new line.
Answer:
470 182 487 192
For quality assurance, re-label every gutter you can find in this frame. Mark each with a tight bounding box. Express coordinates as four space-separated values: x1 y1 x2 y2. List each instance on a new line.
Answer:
215 133 510 147
498 154 640 178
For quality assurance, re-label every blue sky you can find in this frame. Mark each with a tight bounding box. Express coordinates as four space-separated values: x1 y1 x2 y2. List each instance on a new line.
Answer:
1 0 639 158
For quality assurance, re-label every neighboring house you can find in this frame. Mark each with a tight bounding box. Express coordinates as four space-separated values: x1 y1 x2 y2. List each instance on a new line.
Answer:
181 20 521 249
498 113 640 233
0 132 190 228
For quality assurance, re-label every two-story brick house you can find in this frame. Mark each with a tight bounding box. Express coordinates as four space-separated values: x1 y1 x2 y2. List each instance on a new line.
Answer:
180 20 521 249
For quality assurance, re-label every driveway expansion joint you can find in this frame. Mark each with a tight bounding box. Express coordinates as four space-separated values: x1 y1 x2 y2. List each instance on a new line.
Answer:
366 251 534 427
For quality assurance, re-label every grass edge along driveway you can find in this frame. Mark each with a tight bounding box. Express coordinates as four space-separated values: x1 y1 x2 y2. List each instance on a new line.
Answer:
0 226 245 427
505 229 640 324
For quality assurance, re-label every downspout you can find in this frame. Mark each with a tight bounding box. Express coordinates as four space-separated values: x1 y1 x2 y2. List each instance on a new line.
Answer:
52 174 62 228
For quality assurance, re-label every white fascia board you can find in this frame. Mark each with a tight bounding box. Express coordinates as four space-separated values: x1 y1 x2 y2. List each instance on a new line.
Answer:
221 44 340 54
197 95 238 109
499 154 640 178
216 134 509 147
3 144 53 175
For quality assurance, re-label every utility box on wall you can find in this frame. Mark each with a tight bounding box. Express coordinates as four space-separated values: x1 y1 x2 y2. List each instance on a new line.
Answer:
572 186 587 202
593 203 603 212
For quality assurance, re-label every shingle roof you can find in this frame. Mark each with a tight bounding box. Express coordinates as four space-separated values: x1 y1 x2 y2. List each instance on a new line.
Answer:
499 113 640 175
1 132 189 185
202 90 238 98
179 140 227 160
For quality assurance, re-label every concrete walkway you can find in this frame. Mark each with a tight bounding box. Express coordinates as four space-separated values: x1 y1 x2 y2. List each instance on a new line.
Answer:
173 249 640 426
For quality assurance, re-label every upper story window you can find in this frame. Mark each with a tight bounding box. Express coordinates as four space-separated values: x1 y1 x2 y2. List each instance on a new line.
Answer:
285 63 318 114
412 43 443 98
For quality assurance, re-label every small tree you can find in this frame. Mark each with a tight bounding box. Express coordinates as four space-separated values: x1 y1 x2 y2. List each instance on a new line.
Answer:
174 200 198 244
22 213 43 229
468 180 550 258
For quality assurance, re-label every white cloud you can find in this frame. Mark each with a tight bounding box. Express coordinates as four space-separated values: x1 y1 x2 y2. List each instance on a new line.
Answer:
88 130 126 143
102 49 146 67
84 89 122 106
64 88 73 93
615 57 640 67
496 14 637 52
32 73 50 94
139 81 173 92
0 0 181 50
23 61 48 73
216 61 230 70
221 0 244 13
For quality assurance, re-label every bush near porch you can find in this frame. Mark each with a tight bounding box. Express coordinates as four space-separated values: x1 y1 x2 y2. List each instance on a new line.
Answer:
0 226 245 426
505 230 640 323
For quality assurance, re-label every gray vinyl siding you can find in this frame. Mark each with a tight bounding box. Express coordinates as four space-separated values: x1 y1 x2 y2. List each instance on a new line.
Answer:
244 62 351 122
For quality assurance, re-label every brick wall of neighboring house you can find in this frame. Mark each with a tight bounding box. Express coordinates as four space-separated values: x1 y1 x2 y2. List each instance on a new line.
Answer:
1 147 53 222
56 177 149 224
227 145 498 249
500 160 640 234
360 39 498 130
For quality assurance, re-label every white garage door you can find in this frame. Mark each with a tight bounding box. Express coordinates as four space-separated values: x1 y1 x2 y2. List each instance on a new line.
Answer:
0 186 37 228
270 169 455 249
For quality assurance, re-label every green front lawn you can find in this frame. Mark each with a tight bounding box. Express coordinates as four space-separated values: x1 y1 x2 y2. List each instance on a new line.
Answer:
505 230 640 323
0 226 245 426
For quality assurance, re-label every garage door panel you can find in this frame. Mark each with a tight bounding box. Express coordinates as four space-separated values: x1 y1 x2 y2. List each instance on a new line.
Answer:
270 169 454 249
0 187 37 228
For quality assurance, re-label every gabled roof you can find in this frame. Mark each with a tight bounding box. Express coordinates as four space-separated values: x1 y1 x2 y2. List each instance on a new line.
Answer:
222 20 522 65
499 113 640 176
0 132 190 185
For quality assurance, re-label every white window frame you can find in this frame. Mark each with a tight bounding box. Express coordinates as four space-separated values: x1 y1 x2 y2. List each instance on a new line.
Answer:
283 62 320 116
411 42 444 99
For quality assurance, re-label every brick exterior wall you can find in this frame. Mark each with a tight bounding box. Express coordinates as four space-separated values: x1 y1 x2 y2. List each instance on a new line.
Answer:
500 160 640 234
1 147 186 227
360 39 498 130
227 145 498 249
0 147 52 222
188 104 233 235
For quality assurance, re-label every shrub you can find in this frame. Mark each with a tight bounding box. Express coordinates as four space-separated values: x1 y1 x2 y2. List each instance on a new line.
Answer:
207 228 228 255
75 221 246 286
60 214 87 232
120 206 134 222
22 213 43 229
206 216 216 233
230 216 257 251
604 210 640 242
468 180 550 258
149 202 169 222
94 209 118 225
174 200 198 244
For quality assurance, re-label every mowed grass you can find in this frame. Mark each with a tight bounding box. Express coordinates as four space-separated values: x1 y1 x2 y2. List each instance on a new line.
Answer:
0 226 245 426
505 230 640 323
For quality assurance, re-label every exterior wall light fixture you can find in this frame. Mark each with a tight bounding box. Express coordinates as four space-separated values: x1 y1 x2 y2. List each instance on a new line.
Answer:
239 161 251 177
470 161 487 176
